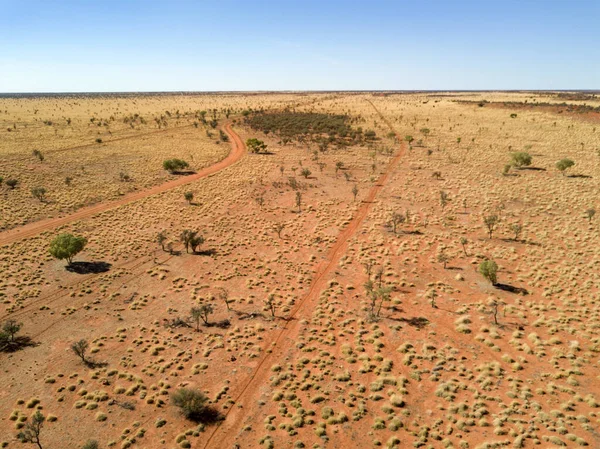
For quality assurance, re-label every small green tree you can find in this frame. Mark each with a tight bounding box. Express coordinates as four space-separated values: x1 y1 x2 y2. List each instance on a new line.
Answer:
6 179 18 189
163 159 189 173
17 410 45 449
190 235 205 253
295 191 302 213
218 288 231 311
556 158 575 176
246 138 267 154
1 319 22 344
479 260 498 285
184 191 194 204
483 214 499 239
180 230 197 253
172 388 209 420
511 152 532 168
156 231 167 251
352 184 359 202
390 211 405 234
31 187 47 202
586 208 596 223
32 149 44 162
440 191 449 209
264 294 276 317
437 250 450 269
71 339 89 364
300 168 311 179
509 223 523 241
49 233 87 265
460 237 468 257
273 222 285 239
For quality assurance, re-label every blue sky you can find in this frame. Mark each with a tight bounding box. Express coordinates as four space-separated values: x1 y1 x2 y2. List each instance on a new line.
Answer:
1 0 598 92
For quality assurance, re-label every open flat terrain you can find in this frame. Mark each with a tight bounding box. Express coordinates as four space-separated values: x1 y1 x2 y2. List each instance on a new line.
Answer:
2 91 600 449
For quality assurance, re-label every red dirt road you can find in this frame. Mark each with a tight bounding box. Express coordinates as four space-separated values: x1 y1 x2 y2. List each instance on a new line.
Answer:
203 100 405 449
0 123 245 246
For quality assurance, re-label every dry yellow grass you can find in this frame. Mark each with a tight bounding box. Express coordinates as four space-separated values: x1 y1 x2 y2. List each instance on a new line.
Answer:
1 92 600 449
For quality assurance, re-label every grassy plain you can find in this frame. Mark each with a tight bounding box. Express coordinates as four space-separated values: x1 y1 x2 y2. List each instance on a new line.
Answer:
1 91 600 449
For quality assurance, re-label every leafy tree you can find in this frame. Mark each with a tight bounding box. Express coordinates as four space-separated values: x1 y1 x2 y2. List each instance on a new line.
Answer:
509 223 523 241
246 138 267 154
31 187 47 202
390 211 406 234
71 339 89 364
190 235 205 253
264 294 276 317
1 319 22 344
163 159 189 173
404 135 414 145
180 230 203 253
184 191 194 204
586 208 596 223
190 305 213 330
273 223 286 239
295 191 302 213
218 288 231 311
427 288 438 308
335 161 344 176
437 250 450 269
483 214 499 239
172 388 209 420
352 184 359 202
479 260 498 285
32 149 44 162
6 178 18 189
82 440 99 449
511 152 532 168
460 237 468 257
300 168 311 179
49 233 87 265
17 410 45 449
156 231 167 251
556 158 575 176
440 191 449 209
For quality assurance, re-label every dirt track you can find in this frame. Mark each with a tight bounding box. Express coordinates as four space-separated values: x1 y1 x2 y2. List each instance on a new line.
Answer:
0 123 245 246
203 100 406 449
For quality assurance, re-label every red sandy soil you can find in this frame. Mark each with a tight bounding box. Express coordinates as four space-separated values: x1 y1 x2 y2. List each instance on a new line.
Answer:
0 123 245 246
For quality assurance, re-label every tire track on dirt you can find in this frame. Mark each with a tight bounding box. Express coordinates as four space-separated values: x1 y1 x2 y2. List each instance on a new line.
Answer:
0 123 246 246
0 125 245 325
202 100 406 449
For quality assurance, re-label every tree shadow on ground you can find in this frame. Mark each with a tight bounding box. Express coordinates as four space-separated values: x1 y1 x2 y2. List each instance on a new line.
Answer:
494 283 529 295
193 248 216 256
204 319 231 329
66 261 112 274
187 407 224 424
568 174 592 179
520 167 547 171
84 359 108 369
171 170 197 175
398 316 430 329
0 336 37 353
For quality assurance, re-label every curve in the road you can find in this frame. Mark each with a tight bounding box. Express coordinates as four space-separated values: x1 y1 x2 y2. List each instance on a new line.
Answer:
0 123 245 246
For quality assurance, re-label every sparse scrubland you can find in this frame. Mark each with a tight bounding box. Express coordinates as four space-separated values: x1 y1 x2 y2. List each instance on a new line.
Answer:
1 91 600 449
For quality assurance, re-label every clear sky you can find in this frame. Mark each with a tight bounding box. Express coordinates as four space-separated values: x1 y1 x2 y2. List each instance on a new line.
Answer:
1 0 598 92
